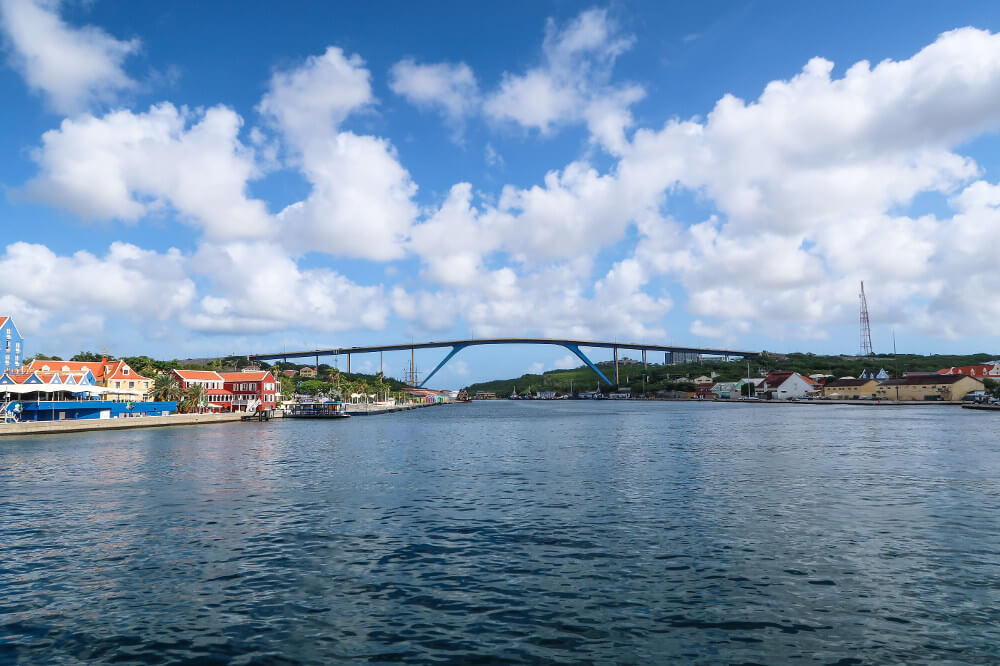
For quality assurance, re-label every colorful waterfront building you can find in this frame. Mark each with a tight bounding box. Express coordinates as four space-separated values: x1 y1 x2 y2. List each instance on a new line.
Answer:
170 370 231 410
0 316 24 373
219 368 278 411
26 355 153 400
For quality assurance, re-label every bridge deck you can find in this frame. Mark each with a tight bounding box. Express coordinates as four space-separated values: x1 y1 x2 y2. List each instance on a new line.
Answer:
248 338 757 361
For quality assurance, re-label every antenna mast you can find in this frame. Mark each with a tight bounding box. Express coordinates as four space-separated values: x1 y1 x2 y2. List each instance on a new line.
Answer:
859 281 874 356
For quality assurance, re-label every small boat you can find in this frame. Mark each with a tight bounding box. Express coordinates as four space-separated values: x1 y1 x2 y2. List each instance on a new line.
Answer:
284 401 351 419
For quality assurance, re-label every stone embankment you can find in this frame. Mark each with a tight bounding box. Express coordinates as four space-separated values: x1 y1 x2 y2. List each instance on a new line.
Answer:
345 401 445 416
0 412 245 437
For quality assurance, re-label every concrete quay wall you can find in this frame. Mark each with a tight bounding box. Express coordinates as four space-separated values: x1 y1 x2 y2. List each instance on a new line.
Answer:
0 412 245 437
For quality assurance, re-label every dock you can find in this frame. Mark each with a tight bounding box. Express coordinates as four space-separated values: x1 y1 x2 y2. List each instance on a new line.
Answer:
961 404 1000 412
0 412 245 437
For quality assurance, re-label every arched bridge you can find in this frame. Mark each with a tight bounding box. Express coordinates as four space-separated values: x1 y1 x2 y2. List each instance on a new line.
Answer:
248 338 759 388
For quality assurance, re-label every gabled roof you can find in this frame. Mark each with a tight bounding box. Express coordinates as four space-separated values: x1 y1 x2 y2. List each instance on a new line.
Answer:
219 370 274 382
172 369 225 382
881 374 976 386
104 360 151 382
28 360 106 379
824 378 877 388
0 316 21 338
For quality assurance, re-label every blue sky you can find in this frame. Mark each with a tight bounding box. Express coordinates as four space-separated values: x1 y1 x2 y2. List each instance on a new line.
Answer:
2 1 1000 386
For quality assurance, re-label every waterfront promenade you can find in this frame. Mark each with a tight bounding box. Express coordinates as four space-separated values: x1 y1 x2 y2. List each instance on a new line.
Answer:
0 412 244 437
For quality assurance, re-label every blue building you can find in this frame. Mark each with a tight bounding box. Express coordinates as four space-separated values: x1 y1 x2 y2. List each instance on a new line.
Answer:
0 316 24 373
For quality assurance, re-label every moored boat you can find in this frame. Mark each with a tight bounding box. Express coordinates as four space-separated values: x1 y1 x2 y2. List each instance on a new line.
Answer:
284 401 351 418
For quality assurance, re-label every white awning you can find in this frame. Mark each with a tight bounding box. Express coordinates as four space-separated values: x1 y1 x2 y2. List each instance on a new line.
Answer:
0 383 108 395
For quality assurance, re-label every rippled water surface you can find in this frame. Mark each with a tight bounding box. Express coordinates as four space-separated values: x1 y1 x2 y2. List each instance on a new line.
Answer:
3 401 1000 664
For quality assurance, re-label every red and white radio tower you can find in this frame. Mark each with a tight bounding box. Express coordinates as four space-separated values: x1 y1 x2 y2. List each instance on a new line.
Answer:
859 281 874 356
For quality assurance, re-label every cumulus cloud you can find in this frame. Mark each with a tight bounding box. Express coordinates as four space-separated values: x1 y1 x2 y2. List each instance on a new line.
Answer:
186 241 391 334
389 58 479 139
0 241 195 327
257 46 373 149
260 47 420 260
21 103 273 239
483 8 644 153
606 27 1000 340
0 0 139 113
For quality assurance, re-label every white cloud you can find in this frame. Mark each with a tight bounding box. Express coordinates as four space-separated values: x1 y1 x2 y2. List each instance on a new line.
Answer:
483 8 644 153
614 27 1000 340
0 0 139 113
276 132 418 261
257 46 372 149
21 103 273 239
260 47 420 261
389 58 478 139
0 241 195 327
186 241 391 335
553 354 578 370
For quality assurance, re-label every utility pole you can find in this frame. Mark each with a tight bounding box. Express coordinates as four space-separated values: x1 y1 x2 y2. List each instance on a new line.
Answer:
614 347 619 386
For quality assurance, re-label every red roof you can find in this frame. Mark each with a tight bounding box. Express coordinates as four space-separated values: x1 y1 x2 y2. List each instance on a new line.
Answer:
173 369 225 382
28 360 104 377
104 360 151 382
937 365 1000 378
2 371 38 384
0 316 7 328
219 370 274 382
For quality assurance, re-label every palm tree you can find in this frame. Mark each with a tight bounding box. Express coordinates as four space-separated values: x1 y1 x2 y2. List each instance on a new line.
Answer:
152 373 182 402
179 384 203 413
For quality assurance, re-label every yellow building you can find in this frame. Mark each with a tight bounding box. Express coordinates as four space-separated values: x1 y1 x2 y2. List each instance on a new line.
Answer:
821 378 878 399
875 374 984 401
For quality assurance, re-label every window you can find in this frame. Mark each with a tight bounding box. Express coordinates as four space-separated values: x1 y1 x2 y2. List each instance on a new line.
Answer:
4 340 7 350
115 381 121 388
129 381 135 389
124 367 129 375
14 343 19 354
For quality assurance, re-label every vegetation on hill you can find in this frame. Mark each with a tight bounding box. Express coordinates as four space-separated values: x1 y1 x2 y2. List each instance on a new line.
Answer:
24 351 413 402
463 352 999 397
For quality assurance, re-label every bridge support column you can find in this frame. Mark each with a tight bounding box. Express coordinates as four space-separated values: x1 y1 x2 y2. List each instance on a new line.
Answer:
614 347 619 386
419 344 469 388
315 354 319 370
379 351 383 376
642 349 647 374
562 344 612 386
347 354 351 374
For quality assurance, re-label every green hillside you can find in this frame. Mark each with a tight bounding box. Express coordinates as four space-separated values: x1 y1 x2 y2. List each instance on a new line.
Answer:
463 352 998 396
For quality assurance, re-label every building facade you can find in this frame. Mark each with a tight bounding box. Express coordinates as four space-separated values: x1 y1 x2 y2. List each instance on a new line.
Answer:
171 370 232 409
821 378 879 399
875 375 984 401
219 368 278 411
0 316 24 373
27 356 153 400
762 371 817 399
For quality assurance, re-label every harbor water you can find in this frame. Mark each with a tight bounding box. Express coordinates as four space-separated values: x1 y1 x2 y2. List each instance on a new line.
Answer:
2 401 999 663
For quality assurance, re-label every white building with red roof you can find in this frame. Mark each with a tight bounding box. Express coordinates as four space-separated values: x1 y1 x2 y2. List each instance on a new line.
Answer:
170 369 233 410
219 368 278 412
170 367 278 412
